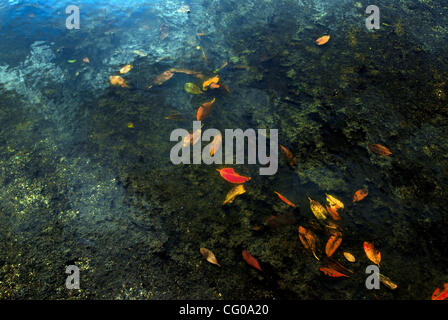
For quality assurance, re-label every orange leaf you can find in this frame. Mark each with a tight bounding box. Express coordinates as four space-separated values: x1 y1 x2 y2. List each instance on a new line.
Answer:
325 205 341 220
298 226 319 260
325 232 342 257
316 35 330 45
109 75 128 88
274 191 296 207
196 98 216 121
353 187 368 202
242 250 262 271
364 242 381 265
209 133 222 157
279 144 297 167
368 144 392 156
202 75 220 90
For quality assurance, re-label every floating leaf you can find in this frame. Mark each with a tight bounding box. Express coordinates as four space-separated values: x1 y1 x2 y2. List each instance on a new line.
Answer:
380 274 398 290
353 187 368 202
133 49 147 57
200 248 221 267
320 267 349 277
364 242 381 266
182 128 201 147
325 232 342 257
325 205 341 220
83 57 90 63
170 68 204 79
202 75 220 90
213 61 228 73
67 59 77 63
223 184 246 205
325 194 344 211
184 82 203 94
220 83 231 93
274 191 296 207
165 113 184 121
196 98 216 121
217 168 251 184
431 284 448 300
209 132 222 157
109 75 128 88
298 226 319 260
120 64 133 74
279 144 297 167
325 256 354 275
315 35 330 45
343 252 356 263
308 197 327 220
368 144 392 156
242 250 262 271
151 70 174 86
325 220 342 236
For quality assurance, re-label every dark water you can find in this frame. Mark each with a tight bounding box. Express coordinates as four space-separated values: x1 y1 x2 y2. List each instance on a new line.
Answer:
0 0 447 299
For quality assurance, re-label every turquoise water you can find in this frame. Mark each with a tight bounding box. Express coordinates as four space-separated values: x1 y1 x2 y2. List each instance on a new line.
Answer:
0 0 447 299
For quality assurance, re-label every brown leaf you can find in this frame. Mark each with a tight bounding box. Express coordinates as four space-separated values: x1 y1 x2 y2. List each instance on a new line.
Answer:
200 248 221 267
324 256 354 275
279 144 297 167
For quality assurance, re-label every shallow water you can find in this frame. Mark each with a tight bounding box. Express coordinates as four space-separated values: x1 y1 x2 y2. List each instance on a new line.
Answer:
0 0 447 299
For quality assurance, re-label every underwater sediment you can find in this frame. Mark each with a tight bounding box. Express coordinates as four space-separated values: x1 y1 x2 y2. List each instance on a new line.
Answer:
0 0 447 299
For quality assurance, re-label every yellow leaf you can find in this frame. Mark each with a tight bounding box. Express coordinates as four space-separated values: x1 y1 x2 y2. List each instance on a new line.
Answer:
325 193 344 210
184 82 203 94
308 197 327 220
343 252 356 263
223 184 246 205
120 64 133 74
380 274 398 290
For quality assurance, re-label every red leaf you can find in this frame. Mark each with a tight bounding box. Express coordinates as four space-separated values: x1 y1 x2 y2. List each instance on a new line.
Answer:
242 250 262 271
217 168 251 184
319 267 349 278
